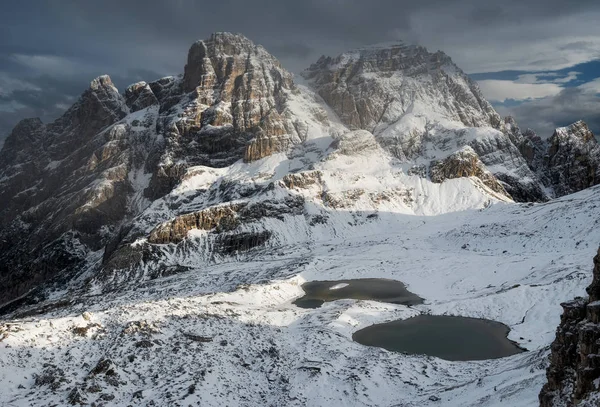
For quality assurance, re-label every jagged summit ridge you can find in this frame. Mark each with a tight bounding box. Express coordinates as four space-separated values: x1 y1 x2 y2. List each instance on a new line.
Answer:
0 32 336 307
313 41 455 78
183 32 290 93
0 30 599 312
513 119 600 197
303 41 500 132
1 31 600 407
554 120 596 143
302 41 549 201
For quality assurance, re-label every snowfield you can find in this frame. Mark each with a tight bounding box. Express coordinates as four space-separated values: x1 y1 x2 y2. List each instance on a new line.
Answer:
1 32 599 407
1 184 598 406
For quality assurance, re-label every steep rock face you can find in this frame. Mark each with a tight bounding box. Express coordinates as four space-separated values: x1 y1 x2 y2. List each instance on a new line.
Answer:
540 248 600 406
144 32 313 199
0 33 331 307
0 75 129 222
125 82 159 112
512 120 600 198
546 121 600 196
2 31 600 312
471 117 548 202
302 44 547 202
303 43 501 134
99 194 306 286
0 75 161 307
147 204 243 244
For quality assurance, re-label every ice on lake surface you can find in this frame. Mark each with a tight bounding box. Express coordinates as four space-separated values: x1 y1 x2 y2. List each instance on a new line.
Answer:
293 278 424 309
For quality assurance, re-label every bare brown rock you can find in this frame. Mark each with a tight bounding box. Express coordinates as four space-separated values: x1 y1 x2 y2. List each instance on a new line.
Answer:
430 147 510 197
546 121 600 197
282 171 323 190
180 32 296 163
540 248 600 406
148 204 243 244
125 81 158 112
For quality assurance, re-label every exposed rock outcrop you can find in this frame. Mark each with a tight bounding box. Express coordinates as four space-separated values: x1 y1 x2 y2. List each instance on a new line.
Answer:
0 33 325 307
302 43 501 133
430 147 509 197
472 118 548 202
302 45 547 202
125 82 158 112
0 75 137 306
146 195 305 245
148 204 243 244
505 119 600 199
1 31 600 311
540 248 600 406
545 121 599 197
180 32 298 164
143 32 311 199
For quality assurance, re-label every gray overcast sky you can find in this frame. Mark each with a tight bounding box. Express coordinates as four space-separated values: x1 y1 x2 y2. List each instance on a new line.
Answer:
1 0 600 143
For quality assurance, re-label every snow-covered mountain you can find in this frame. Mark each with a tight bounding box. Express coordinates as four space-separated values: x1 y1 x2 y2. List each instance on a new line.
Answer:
302 43 549 202
0 32 599 406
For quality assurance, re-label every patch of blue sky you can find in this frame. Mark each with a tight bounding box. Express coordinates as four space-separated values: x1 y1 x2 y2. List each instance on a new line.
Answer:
470 59 600 88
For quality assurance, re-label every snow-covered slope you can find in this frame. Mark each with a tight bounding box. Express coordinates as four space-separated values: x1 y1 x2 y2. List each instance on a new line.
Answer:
1 32 600 407
1 185 599 406
302 43 550 202
0 33 518 309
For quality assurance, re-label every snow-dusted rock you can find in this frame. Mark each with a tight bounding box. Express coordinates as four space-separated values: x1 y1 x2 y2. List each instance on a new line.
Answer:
429 146 509 198
540 248 600 406
512 120 600 198
302 42 501 133
0 75 136 306
125 81 158 112
546 121 600 196
302 43 548 202
2 32 600 407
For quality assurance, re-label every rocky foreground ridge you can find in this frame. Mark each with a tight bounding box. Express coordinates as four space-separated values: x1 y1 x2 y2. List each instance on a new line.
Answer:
0 32 599 311
540 248 600 406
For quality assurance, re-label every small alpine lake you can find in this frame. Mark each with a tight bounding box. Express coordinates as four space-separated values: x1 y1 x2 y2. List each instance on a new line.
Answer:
352 314 526 361
293 278 424 309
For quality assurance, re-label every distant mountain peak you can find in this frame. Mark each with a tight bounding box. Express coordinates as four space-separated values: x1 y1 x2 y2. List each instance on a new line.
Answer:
0 31 598 316
90 74 117 92
553 120 596 144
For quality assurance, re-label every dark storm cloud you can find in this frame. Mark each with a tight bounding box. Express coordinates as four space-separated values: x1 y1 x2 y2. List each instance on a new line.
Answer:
6 0 600 73
268 43 314 60
1 0 600 143
497 88 600 137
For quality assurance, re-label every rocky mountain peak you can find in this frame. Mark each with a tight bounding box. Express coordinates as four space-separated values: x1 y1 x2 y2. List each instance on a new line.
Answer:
302 41 553 201
205 32 262 56
302 41 501 135
85 74 124 106
544 120 600 196
334 42 453 74
552 120 596 145
90 74 117 92
2 31 600 407
143 31 304 201
183 32 290 93
125 81 158 112
0 32 598 314
2 117 44 151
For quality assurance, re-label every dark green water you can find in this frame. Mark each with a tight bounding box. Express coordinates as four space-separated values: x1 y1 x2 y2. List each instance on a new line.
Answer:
352 315 526 361
293 278 424 309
